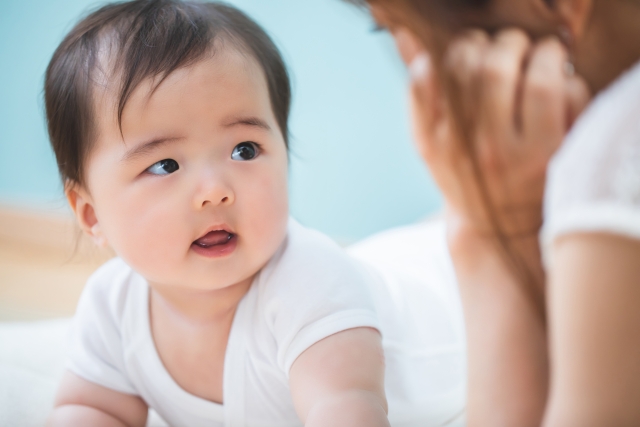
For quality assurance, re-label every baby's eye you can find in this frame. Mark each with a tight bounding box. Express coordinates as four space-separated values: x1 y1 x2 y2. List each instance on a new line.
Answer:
146 159 179 175
231 142 259 161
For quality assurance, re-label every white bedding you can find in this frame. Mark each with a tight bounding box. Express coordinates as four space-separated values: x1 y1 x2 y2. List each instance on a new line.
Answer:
0 319 69 427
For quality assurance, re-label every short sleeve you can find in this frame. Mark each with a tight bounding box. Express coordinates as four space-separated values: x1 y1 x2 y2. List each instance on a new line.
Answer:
542 61 640 260
260 220 381 377
66 258 138 395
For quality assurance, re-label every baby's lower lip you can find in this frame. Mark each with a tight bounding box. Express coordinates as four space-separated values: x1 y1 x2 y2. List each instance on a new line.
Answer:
191 233 237 258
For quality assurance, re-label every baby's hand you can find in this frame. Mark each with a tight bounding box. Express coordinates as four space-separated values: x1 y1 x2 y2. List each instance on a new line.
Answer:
406 28 590 238
47 371 147 427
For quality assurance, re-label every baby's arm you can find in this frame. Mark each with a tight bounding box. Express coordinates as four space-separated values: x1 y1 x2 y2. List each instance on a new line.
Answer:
47 370 148 427
289 327 389 427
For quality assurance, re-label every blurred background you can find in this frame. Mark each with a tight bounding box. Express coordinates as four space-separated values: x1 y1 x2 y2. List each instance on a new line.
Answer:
0 0 443 319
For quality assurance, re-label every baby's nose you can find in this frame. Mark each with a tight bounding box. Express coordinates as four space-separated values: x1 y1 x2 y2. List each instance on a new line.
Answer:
195 175 234 209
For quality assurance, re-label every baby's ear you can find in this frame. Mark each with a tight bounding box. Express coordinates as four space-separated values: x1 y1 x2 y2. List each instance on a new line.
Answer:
65 183 108 248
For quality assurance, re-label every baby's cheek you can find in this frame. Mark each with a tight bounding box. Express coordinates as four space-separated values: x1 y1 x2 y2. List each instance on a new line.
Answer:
108 198 187 279
244 171 288 254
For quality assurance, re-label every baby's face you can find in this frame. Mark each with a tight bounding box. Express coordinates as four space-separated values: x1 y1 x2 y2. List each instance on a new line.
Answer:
80 47 289 291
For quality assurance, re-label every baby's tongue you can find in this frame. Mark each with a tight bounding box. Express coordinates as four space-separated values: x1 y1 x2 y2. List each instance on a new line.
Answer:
194 231 231 247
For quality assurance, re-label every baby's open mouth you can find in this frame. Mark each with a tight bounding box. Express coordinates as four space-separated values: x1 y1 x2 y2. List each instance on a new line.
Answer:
191 229 238 258
193 230 235 248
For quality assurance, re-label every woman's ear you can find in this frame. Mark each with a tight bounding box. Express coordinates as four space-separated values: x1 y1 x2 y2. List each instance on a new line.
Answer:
65 183 108 248
554 0 593 41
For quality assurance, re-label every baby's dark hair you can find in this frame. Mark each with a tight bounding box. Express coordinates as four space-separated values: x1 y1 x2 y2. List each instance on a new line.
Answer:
45 0 291 187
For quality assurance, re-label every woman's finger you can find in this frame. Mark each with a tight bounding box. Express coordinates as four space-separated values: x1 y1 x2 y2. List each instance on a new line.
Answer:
444 30 490 130
477 29 531 138
521 38 567 152
393 27 425 66
564 74 591 128
409 52 443 162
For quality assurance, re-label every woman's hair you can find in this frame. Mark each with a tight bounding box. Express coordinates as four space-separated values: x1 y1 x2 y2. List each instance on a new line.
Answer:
351 0 529 61
45 0 291 188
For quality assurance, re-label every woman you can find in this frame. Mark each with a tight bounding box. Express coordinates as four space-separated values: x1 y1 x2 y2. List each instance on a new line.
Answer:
348 0 640 426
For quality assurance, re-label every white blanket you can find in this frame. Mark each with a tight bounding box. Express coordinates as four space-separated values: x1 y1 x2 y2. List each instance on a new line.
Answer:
0 319 69 427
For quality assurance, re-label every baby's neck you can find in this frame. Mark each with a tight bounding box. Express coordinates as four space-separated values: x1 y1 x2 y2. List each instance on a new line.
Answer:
148 276 254 325
147 278 252 403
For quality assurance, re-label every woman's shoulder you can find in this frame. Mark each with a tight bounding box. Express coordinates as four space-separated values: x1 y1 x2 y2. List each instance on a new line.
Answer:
551 60 640 174
543 60 640 247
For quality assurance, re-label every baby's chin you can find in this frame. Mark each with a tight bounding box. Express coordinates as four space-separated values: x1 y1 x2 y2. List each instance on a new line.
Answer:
143 261 260 293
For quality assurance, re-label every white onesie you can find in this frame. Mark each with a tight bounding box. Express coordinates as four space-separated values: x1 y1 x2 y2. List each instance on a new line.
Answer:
66 218 466 427
542 59 640 258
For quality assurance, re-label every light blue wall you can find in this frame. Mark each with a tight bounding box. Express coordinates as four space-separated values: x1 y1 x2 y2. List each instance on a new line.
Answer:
0 0 442 242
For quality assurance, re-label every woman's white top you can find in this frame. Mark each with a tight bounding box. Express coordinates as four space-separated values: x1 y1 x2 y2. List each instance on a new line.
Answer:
66 218 466 427
542 59 640 259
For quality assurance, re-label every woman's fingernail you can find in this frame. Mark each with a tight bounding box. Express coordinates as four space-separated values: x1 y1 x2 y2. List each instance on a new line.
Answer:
410 53 431 80
563 60 575 76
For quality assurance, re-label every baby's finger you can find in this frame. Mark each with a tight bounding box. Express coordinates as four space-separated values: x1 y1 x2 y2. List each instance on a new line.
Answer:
564 74 591 128
521 38 567 151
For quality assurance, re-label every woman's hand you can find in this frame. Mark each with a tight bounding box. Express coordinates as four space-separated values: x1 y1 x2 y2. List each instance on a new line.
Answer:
405 28 590 238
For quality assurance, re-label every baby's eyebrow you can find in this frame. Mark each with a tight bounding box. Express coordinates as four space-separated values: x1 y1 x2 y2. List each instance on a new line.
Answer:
222 116 271 131
121 136 184 162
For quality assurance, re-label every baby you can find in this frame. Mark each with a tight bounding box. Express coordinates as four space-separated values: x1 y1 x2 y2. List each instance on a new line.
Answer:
44 1 387 425
45 1 465 426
